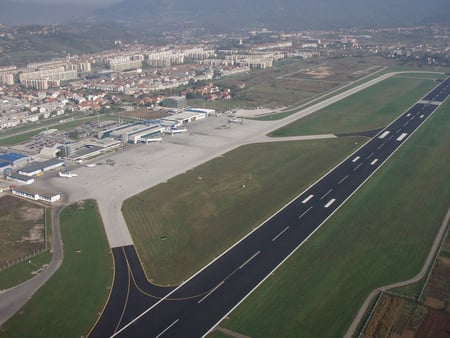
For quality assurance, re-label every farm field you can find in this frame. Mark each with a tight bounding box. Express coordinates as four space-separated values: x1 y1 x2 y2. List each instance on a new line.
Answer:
208 96 450 338
270 75 437 136
0 200 113 338
359 229 450 338
122 136 365 285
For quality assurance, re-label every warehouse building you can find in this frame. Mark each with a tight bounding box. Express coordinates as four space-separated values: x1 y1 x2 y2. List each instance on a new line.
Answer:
19 158 64 177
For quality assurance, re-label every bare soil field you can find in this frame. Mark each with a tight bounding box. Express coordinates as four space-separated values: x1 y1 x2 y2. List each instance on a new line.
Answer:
359 231 450 337
0 196 45 267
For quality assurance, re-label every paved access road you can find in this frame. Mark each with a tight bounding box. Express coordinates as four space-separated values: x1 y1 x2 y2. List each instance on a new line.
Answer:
89 76 450 338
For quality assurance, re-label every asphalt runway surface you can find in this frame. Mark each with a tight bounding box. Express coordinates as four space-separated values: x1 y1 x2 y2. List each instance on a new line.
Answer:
89 77 450 338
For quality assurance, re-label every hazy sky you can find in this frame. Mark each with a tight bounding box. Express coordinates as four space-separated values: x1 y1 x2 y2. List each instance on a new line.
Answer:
9 0 120 4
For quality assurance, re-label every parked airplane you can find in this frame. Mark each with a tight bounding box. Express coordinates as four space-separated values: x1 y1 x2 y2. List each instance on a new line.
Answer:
59 171 78 178
85 163 96 168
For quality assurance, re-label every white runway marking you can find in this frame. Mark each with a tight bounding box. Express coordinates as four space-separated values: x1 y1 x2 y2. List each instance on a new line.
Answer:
338 175 349 184
420 114 424 119
239 251 261 270
353 163 362 171
396 133 408 141
352 156 360 162
302 194 314 204
320 189 332 200
156 319 179 338
377 143 385 150
198 281 225 304
378 131 390 139
272 226 290 242
370 159 379 165
324 199 336 208
367 152 374 159
298 206 313 219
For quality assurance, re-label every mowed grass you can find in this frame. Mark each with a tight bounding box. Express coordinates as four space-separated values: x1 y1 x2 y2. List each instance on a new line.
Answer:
210 98 450 337
122 137 366 285
270 76 436 136
0 200 113 338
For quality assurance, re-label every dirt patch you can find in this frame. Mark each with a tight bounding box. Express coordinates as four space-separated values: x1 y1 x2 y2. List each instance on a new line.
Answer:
424 297 446 310
21 224 44 243
415 310 450 338
16 206 43 221
305 67 333 79
122 108 170 120
0 195 46 266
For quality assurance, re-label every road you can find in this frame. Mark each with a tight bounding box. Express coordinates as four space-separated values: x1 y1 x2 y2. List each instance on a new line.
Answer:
89 76 450 338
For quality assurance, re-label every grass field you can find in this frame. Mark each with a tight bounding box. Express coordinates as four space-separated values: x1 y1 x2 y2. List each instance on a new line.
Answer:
208 97 450 338
122 136 366 285
210 56 396 110
270 76 437 136
0 200 113 338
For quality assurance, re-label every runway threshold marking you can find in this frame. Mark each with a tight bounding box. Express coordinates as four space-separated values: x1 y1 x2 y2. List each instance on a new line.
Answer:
272 226 290 242
239 251 261 270
298 206 313 219
378 131 390 139
396 133 408 141
320 189 333 200
338 175 349 184
352 156 360 162
156 319 179 338
324 199 336 208
198 281 225 304
370 159 379 166
301 194 314 204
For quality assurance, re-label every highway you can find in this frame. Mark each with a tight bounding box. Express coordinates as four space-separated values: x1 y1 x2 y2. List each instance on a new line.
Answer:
89 76 450 338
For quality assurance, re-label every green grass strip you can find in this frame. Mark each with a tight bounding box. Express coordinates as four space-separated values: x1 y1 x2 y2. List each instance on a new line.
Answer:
270 76 436 136
212 97 450 337
0 200 113 338
123 137 366 285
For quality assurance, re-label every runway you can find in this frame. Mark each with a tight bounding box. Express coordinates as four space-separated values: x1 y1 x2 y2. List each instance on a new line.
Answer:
89 76 450 338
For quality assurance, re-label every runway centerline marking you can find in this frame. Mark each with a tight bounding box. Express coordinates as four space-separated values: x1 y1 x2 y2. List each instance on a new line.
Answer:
367 152 375 159
324 198 336 208
301 194 314 204
353 163 363 171
156 319 179 338
377 143 385 150
198 281 225 304
298 206 313 219
320 189 332 200
239 251 261 270
272 226 290 242
338 175 349 184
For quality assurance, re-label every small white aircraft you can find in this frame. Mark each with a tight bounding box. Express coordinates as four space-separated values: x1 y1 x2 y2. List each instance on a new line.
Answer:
85 163 96 168
59 171 78 178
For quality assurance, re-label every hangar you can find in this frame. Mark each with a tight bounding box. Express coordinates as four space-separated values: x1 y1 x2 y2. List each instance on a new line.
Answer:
0 152 31 168
19 158 65 177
